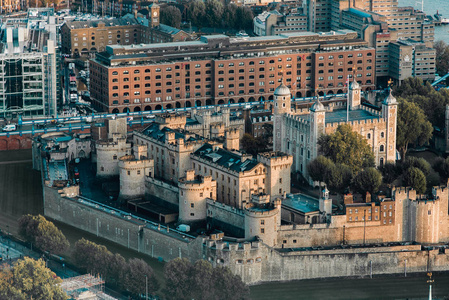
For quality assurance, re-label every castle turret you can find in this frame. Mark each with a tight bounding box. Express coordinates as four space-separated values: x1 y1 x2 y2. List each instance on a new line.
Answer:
348 80 361 110
244 194 281 247
225 128 240 151
118 154 154 201
178 170 217 224
257 151 293 198
273 82 291 152
319 187 332 222
382 89 398 163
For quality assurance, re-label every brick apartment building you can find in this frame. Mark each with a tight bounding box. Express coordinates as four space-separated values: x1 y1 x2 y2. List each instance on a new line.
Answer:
89 30 376 113
61 18 143 57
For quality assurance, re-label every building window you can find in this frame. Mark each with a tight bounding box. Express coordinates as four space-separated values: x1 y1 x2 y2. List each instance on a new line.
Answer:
191 203 194 208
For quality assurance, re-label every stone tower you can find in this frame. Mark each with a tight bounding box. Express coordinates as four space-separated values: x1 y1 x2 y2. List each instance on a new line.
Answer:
244 194 281 247
118 152 154 201
225 128 240 151
348 80 361 110
149 3 160 28
273 81 291 152
178 170 216 224
309 98 326 162
381 89 398 162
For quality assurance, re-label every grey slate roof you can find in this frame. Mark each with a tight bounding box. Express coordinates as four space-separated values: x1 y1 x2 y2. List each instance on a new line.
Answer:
193 143 260 173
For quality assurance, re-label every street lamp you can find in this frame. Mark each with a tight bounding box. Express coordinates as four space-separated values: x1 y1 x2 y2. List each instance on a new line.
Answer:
145 275 148 300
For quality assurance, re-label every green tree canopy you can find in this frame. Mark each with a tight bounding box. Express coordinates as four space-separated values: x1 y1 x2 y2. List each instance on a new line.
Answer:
352 167 382 198
0 257 66 300
433 157 449 182
223 4 238 29
235 6 254 29
379 162 401 185
434 40 449 76
307 155 334 184
318 124 375 173
403 167 427 194
393 77 434 98
396 98 433 159
18 214 69 255
204 0 224 28
188 0 206 27
402 156 431 176
324 163 353 195
161 6 182 28
163 258 250 300
123 258 159 297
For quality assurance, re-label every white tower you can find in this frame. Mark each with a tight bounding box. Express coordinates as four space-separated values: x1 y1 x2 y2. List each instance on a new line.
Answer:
273 82 291 152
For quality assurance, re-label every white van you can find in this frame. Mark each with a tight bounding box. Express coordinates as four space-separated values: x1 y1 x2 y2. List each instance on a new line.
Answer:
2 124 16 132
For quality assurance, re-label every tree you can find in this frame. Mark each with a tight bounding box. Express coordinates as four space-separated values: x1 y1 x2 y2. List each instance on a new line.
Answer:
324 163 353 195
235 6 254 30
213 265 250 300
188 0 206 27
403 167 427 194
123 258 159 298
73 238 114 278
223 4 238 29
164 258 193 300
204 0 224 28
318 124 375 173
240 133 269 155
396 99 433 159
402 156 431 176
18 214 69 255
393 77 433 98
379 162 401 185
0 257 66 300
307 155 334 184
434 41 449 76
163 258 250 300
352 167 382 198
433 157 449 182
161 6 182 29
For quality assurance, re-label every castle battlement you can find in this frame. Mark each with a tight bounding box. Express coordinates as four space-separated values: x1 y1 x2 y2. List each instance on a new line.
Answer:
257 151 293 166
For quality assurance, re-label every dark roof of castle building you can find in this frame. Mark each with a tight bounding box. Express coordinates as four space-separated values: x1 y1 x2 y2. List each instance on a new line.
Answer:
193 143 260 172
141 122 204 143
65 17 140 30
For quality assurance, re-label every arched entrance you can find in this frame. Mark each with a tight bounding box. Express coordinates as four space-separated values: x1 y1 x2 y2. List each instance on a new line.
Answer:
327 90 334 95
218 99 225 105
206 99 213 106
306 91 312 97
337 89 344 94
144 106 152 111
258 96 265 102
318 91 324 97
229 99 235 104
134 107 141 112
296 92 302 98
123 107 130 113
195 100 202 107
248 97 255 102
268 95 274 101
166 104 172 109
238 98 245 103
79 150 86 158
185 101 192 108
175 102 181 108
155 104 162 110
112 108 119 113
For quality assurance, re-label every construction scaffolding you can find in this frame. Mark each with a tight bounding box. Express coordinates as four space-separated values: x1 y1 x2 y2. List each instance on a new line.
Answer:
59 274 116 300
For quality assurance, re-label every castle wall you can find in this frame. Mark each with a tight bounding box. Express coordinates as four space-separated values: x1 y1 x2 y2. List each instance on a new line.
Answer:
145 176 179 208
44 189 204 262
43 189 449 285
207 199 245 237
96 138 132 177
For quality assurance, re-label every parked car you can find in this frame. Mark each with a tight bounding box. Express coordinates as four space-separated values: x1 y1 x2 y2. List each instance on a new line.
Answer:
2 124 16 132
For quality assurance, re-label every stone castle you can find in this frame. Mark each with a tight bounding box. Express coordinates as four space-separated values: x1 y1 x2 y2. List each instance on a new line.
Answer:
34 83 449 285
